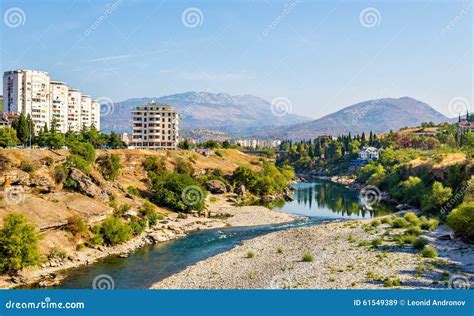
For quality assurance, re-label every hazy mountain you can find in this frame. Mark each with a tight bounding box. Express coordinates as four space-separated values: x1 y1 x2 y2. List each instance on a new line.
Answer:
101 92 312 134
251 97 450 140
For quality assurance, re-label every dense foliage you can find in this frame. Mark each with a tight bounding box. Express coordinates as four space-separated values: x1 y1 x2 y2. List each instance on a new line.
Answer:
0 213 40 273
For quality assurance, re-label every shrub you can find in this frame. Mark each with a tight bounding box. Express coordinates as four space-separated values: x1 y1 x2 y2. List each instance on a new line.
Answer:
96 154 122 181
446 202 474 242
302 253 314 262
129 217 147 236
143 156 167 178
392 217 409 228
174 157 194 176
139 203 159 226
277 247 283 253
64 155 90 174
371 238 383 248
404 212 420 226
215 150 223 157
246 251 255 258
127 186 140 196
421 182 452 213
412 237 429 250
0 213 40 273
405 226 423 236
381 217 393 225
53 165 68 184
420 218 439 231
99 216 132 245
371 220 381 227
421 245 438 258
151 173 206 212
68 141 96 162
88 234 104 246
20 161 36 173
67 215 89 238
47 246 67 261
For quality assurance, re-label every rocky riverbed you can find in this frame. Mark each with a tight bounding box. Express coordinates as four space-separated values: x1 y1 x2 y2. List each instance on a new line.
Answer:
151 218 473 289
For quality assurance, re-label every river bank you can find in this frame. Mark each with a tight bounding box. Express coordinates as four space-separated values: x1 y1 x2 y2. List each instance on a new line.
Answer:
0 194 295 289
151 217 474 289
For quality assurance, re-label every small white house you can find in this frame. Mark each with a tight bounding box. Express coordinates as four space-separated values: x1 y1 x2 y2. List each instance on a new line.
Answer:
358 146 380 160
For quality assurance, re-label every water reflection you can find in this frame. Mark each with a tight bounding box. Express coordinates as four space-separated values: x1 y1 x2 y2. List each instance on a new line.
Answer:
275 181 392 219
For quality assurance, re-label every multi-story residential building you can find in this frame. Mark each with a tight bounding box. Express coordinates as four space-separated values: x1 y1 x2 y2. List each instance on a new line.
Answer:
2 69 100 133
91 100 100 130
67 88 81 132
3 69 51 132
80 95 92 130
131 103 179 150
50 81 69 133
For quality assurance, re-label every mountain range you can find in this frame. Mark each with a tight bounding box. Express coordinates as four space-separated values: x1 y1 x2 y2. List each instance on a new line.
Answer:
251 97 450 140
101 93 451 140
101 92 311 135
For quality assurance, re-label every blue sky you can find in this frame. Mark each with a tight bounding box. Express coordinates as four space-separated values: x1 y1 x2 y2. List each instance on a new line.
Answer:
1 0 472 119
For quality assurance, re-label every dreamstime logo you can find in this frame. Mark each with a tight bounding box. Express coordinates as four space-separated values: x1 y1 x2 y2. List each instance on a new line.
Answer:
92 274 115 290
3 7 26 28
181 7 204 28
440 178 472 215
97 97 115 117
3 186 26 205
261 0 301 37
181 185 204 206
359 7 381 28
270 97 292 117
359 185 381 210
448 275 471 289
448 97 471 117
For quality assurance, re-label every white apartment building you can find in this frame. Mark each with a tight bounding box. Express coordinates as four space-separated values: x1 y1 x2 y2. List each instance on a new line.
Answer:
91 100 100 130
50 81 69 133
131 103 179 150
2 69 100 133
80 95 92 130
3 69 51 132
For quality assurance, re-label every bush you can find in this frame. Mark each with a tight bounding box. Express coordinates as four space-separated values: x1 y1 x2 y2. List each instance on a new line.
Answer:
64 155 91 174
392 217 409 228
67 215 89 238
151 173 206 212
96 154 122 181
446 202 474 242
47 246 67 261
421 181 452 213
404 212 420 226
139 203 159 226
20 161 36 173
277 247 283 253
99 216 132 245
88 234 104 246
143 156 167 178
53 165 68 184
246 251 255 258
412 237 429 250
420 218 439 231
68 141 96 162
302 253 314 262
215 150 223 157
371 220 381 227
405 226 423 236
371 238 383 248
129 217 147 236
174 157 194 176
0 213 40 273
421 245 438 258
127 186 140 196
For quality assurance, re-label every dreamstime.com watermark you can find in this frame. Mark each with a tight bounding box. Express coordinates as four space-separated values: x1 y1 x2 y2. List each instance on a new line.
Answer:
5 297 85 310
440 178 472 215
438 1 474 39
84 0 123 37
261 0 301 37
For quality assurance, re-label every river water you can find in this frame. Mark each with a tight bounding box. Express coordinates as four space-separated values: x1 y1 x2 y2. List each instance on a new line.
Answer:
57 180 392 289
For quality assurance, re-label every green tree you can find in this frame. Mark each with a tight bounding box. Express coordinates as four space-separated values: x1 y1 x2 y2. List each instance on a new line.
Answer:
447 202 474 242
99 216 132 245
421 181 452 213
0 213 40 273
0 127 19 148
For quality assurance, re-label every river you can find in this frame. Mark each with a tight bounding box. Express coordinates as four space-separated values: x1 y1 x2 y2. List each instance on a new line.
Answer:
57 180 393 289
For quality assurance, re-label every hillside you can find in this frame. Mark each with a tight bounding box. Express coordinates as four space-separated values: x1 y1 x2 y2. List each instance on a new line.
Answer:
252 97 450 140
0 148 263 274
101 92 312 134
